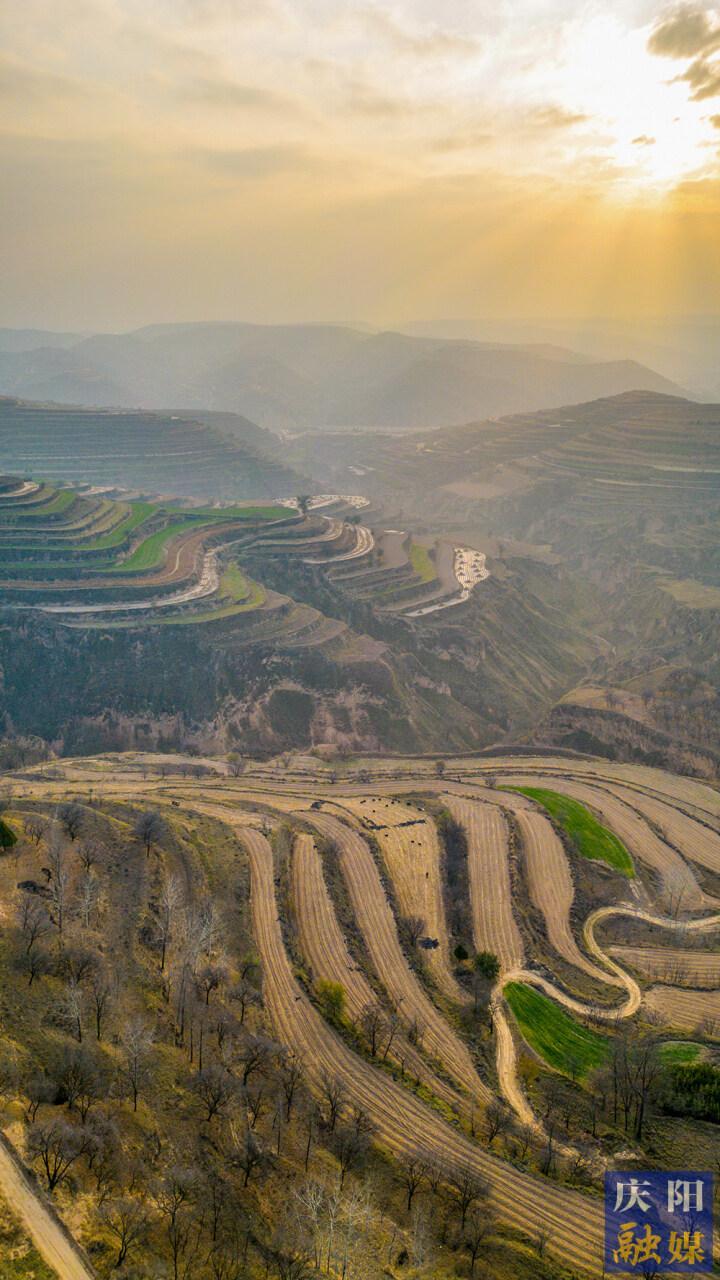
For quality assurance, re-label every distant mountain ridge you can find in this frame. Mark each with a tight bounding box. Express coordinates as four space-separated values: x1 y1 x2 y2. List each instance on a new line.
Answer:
0 321 690 431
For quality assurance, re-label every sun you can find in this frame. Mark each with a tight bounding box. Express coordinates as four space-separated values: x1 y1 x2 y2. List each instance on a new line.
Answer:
555 14 716 194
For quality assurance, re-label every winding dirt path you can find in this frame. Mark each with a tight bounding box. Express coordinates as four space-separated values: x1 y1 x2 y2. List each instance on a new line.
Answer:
514 808 622 986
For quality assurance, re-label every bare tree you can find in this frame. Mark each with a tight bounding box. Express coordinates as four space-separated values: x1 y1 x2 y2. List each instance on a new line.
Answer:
100 1196 151 1268
77 870 99 931
134 810 167 858
158 873 183 971
463 1207 497 1276
330 1125 369 1189
400 1155 428 1212
60 979 85 1043
119 1018 154 1111
25 1075 57 1122
231 1124 268 1187
237 1033 276 1087
360 1003 388 1057
17 896 51 953
24 816 46 845
27 1119 87 1191
400 915 426 948
450 1171 489 1231
197 962 228 1006
90 968 112 1041
484 1100 510 1146
155 1166 202 1280
319 1071 347 1133
57 802 84 843
56 1044 104 1123
192 1065 237 1122
47 827 69 935
279 1051 304 1121
230 976 260 1025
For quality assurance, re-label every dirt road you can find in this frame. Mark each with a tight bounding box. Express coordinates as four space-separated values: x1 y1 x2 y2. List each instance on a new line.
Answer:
0 1137 94 1280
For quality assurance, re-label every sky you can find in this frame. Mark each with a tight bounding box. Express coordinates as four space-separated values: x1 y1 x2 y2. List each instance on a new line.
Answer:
1 0 719 330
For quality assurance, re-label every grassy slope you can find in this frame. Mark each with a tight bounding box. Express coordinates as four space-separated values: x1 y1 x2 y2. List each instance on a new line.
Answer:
505 981 608 1077
508 787 634 877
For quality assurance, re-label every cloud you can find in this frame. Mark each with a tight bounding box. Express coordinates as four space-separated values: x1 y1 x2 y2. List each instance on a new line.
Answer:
186 143 311 179
711 111 720 124
429 133 494 152
679 54 720 97
353 7 479 59
0 54 90 104
648 6 720 58
526 104 588 130
180 76 292 111
632 134 656 145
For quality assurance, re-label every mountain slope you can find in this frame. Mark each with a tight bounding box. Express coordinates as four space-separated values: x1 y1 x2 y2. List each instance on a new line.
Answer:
0 322 691 431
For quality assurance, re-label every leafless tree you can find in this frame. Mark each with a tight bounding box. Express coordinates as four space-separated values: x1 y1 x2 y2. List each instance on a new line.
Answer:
330 1125 370 1189
17 897 51 954
192 1064 237 1122
100 1196 151 1268
90 968 112 1041
231 1123 268 1187
400 1155 428 1211
158 873 183 971
134 810 167 857
77 870 99 930
450 1170 489 1231
230 976 260 1024
24 816 46 845
25 1075 57 1122
360 1002 388 1056
400 915 426 948
485 1100 510 1146
47 827 69 935
60 979 85 1043
155 1166 203 1280
237 1033 276 1087
463 1207 497 1276
319 1071 347 1133
57 1045 105 1123
279 1051 304 1121
197 962 228 1006
27 1118 88 1191
57 802 84 843
119 1018 154 1111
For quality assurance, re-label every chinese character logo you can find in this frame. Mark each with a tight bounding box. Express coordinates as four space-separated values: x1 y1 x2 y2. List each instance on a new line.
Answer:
605 1172 713 1273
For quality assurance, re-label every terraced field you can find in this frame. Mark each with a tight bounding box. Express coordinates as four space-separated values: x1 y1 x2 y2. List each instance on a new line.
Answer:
5 748 720 1277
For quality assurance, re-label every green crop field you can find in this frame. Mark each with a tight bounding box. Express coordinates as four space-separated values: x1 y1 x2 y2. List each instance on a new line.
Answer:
81 500 156 550
110 519 195 573
409 542 436 582
659 1041 705 1067
507 786 635 876
505 981 608 1077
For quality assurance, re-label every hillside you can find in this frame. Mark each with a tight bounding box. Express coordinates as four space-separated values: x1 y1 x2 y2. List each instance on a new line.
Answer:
0 323 689 431
0 397 306 501
286 392 720 770
1 750 719 1278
